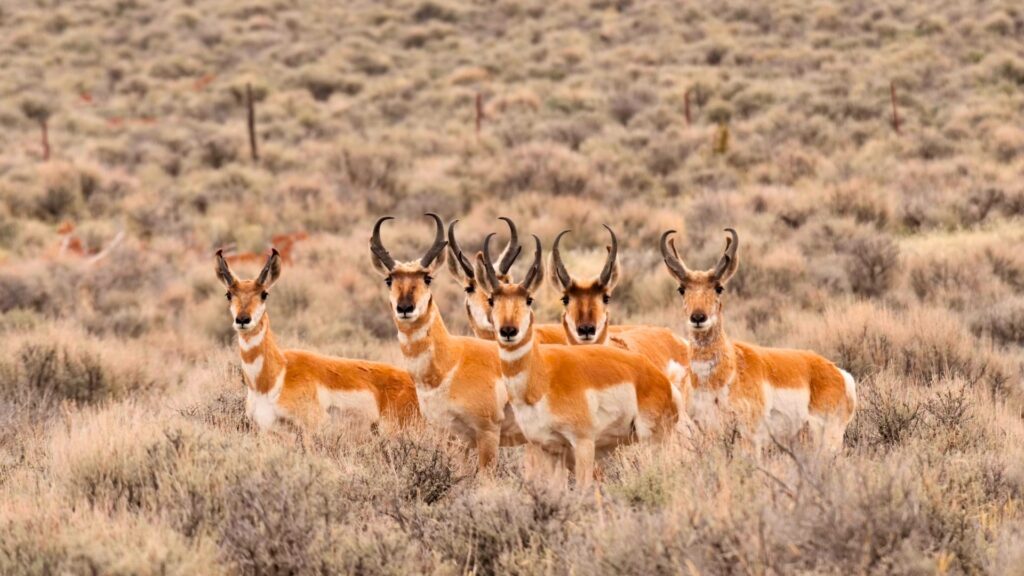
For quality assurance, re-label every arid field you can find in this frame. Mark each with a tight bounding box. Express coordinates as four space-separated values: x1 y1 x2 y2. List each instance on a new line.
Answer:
2 0 1024 573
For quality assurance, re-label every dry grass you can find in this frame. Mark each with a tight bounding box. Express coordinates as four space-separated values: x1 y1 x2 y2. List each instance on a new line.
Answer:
1 0 1023 573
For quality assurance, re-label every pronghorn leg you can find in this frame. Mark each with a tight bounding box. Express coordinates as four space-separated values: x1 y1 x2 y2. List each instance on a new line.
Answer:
546 450 569 491
522 443 547 483
476 427 501 475
573 438 596 491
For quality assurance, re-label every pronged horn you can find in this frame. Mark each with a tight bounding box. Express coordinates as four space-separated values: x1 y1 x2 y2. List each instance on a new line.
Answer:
551 229 573 288
420 212 447 267
370 216 396 271
598 224 618 287
496 216 520 275
660 230 690 281
521 234 543 290
447 219 475 278
481 233 502 289
215 249 236 287
257 248 281 286
712 228 739 280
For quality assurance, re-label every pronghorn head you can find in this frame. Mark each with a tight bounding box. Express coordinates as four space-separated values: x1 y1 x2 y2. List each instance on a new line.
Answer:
369 213 448 324
447 217 522 338
549 225 620 344
215 248 282 333
475 233 544 347
661 228 739 333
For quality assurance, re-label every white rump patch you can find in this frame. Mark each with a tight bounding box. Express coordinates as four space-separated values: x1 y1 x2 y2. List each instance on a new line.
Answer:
317 387 380 422
665 360 689 387
840 369 856 407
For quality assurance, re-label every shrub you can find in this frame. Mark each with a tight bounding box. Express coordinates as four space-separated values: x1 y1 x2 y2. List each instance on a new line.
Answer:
801 303 1012 392
0 330 153 410
844 231 899 297
972 297 1024 347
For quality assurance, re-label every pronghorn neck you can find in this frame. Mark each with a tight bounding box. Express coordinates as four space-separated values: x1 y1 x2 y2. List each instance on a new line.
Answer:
396 300 457 389
237 313 285 394
687 320 735 390
498 315 546 403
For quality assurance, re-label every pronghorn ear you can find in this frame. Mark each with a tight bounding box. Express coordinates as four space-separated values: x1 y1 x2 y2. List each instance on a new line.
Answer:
215 250 237 289
257 249 282 290
473 252 496 294
602 245 621 292
446 245 466 282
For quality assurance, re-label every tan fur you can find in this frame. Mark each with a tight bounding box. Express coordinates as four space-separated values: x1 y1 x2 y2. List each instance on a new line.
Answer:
663 232 856 451
217 255 419 432
479 246 678 490
373 241 524 473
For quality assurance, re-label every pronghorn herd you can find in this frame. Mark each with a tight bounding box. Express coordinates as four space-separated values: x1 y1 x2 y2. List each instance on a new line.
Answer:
217 214 857 489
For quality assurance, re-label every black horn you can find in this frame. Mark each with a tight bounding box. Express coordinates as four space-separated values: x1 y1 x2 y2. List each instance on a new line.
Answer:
496 216 521 274
521 234 544 291
660 230 690 281
712 228 739 281
598 224 618 287
551 229 573 288
370 216 397 271
420 212 447 267
481 233 502 290
447 219 475 278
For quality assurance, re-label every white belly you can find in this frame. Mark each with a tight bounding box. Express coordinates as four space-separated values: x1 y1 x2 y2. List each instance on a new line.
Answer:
586 383 641 446
512 396 566 450
317 386 380 423
763 384 811 439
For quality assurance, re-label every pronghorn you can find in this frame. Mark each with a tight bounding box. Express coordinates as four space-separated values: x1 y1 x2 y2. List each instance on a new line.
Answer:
660 228 856 451
476 233 681 489
447 217 566 344
215 248 419 432
549 225 692 404
370 213 525 472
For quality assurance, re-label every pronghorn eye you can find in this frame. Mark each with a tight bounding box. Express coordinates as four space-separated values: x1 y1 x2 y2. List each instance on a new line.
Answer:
465 285 475 294
715 285 724 294
424 275 433 286
602 294 610 304
677 286 686 295
385 277 393 287
526 297 534 306
261 291 269 301
561 296 569 306
487 297 494 307
225 292 232 301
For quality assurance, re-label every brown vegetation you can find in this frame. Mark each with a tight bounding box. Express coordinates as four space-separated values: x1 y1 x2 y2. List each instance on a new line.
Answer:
0 0 1022 573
